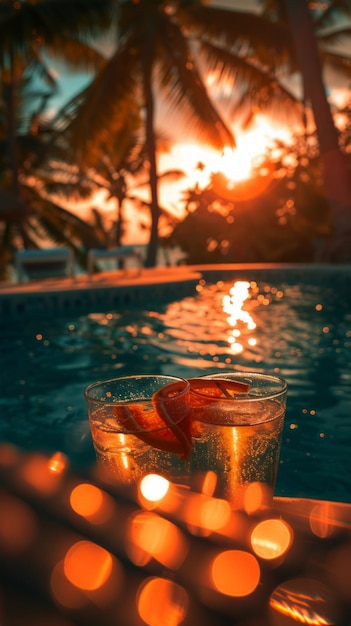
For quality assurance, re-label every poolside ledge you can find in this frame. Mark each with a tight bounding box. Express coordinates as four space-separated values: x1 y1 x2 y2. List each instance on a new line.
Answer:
0 263 350 321
0 265 203 321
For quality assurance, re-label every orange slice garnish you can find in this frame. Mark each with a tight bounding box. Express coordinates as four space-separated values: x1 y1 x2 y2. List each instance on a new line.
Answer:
113 380 192 460
113 379 249 461
188 378 250 406
153 380 192 459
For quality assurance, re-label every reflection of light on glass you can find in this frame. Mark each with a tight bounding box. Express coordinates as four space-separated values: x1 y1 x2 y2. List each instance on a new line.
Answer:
211 550 260 597
140 474 170 502
64 541 113 590
222 281 257 352
120 434 130 470
232 427 242 496
137 577 189 626
251 519 293 560
269 578 338 625
200 470 218 496
127 511 188 569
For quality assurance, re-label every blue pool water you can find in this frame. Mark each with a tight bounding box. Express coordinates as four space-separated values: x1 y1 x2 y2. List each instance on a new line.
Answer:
1 267 350 503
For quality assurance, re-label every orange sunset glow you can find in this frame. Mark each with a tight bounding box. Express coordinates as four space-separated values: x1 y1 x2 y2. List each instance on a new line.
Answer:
158 114 292 215
66 113 293 245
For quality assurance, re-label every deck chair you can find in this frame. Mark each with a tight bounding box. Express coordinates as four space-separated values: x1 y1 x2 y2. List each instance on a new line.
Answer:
87 246 143 277
15 247 75 283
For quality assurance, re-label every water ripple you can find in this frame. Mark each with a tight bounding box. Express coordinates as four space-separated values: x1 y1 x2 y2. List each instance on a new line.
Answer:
0 276 350 502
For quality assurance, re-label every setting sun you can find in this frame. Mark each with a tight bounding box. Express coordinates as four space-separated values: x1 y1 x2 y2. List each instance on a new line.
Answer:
160 115 290 186
158 114 291 217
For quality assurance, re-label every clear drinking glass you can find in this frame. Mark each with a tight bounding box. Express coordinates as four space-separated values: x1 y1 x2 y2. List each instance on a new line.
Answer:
85 372 287 504
85 375 192 486
188 372 287 503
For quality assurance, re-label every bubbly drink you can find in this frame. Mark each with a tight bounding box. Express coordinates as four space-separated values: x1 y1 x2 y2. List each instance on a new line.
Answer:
189 398 285 501
85 372 288 504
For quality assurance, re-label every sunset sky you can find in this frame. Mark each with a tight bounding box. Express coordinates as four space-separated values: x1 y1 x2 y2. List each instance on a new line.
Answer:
49 0 350 245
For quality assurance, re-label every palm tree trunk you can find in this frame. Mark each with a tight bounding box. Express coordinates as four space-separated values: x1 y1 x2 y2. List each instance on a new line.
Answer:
5 80 21 198
284 0 351 262
5 75 30 247
141 52 160 268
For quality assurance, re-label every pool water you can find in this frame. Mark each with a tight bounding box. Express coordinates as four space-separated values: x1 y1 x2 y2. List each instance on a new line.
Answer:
1 272 350 503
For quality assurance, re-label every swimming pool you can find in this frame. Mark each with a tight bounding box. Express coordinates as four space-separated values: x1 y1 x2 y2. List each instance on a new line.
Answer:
0 264 350 503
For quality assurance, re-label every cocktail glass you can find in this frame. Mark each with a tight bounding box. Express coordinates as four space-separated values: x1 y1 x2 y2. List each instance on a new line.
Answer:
85 375 192 486
85 371 287 504
188 371 287 503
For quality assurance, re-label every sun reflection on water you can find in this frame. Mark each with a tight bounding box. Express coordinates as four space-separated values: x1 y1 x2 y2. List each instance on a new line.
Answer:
222 281 257 354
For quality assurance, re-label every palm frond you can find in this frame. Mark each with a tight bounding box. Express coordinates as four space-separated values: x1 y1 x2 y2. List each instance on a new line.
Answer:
319 48 351 78
199 40 303 124
313 0 351 31
61 41 141 163
43 35 108 73
156 14 235 149
0 0 112 59
180 4 295 68
317 25 351 46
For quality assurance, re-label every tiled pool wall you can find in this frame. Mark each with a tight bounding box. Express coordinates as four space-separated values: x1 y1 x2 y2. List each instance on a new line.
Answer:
0 277 201 321
0 263 350 321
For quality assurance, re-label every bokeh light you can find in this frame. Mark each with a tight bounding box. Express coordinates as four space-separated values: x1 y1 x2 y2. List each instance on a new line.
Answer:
184 493 231 533
64 541 113 591
270 577 339 625
244 482 273 514
309 503 336 539
200 470 218 497
20 453 64 495
69 483 114 524
139 474 170 502
211 550 260 597
137 577 189 626
251 518 293 560
48 452 68 474
126 511 188 569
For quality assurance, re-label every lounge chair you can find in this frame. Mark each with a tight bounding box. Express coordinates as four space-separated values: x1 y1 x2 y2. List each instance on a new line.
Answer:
15 247 75 283
87 246 142 277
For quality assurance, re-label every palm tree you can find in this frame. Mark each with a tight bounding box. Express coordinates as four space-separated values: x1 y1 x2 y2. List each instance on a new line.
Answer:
66 0 299 267
282 0 351 261
40 98 186 256
0 0 113 274
195 0 351 261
